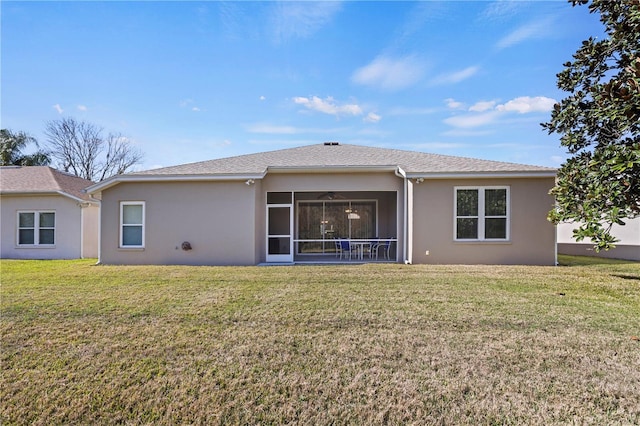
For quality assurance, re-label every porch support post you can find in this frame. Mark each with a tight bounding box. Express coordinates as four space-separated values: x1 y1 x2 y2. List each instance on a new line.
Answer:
395 167 412 264
406 178 413 264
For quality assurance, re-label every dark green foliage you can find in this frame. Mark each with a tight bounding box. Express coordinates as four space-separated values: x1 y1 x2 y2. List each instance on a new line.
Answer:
0 129 50 166
543 0 640 251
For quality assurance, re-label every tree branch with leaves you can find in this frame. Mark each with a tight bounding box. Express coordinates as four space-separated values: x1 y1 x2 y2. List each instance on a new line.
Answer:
542 0 640 251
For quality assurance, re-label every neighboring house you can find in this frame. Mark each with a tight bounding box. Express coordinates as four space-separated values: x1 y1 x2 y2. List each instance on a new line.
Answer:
0 166 99 259
86 143 557 266
557 218 640 261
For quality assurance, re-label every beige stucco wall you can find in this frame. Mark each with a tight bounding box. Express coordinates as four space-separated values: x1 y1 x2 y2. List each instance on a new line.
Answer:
411 177 556 265
0 195 85 259
98 180 258 265
95 173 556 266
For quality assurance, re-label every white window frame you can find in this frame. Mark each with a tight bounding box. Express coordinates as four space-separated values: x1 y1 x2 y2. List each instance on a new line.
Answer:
17 210 56 246
454 186 510 242
119 201 145 248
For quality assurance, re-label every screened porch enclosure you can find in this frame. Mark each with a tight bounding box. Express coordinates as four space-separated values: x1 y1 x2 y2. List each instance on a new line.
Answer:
291 191 397 260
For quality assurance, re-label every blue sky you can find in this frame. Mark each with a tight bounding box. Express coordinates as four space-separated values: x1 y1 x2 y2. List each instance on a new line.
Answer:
2 1 604 170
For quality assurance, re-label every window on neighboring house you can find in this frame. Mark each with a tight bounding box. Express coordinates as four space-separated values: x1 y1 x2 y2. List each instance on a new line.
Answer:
455 187 509 241
120 202 145 248
18 211 55 246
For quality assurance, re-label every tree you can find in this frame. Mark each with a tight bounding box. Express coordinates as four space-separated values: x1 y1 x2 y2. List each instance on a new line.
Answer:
542 0 640 251
0 129 51 166
44 117 143 182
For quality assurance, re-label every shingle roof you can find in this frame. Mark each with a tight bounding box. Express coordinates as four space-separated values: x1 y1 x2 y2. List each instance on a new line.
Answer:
0 166 95 201
134 143 556 176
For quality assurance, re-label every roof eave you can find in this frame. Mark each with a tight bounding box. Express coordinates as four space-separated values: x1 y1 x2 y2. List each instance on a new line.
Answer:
85 172 267 195
266 165 399 174
0 190 94 204
407 170 557 179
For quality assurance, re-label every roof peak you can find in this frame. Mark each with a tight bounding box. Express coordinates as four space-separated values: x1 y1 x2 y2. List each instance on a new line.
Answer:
132 143 555 177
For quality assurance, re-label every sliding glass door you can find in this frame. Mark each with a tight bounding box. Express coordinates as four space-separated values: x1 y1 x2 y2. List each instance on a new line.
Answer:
297 200 376 255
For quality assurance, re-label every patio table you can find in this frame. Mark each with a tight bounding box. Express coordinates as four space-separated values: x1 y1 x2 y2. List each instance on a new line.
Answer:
348 240 371 260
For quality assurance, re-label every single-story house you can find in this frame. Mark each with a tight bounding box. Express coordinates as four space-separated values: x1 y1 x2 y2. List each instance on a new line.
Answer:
557 218 640 261
0 166 99 259
86 143 557 266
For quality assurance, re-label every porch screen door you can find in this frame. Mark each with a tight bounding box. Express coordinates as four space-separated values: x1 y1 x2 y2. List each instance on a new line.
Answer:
266 196 293 263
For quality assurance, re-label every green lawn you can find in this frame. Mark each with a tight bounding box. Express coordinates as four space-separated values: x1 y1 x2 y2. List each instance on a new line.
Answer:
2 256 639 425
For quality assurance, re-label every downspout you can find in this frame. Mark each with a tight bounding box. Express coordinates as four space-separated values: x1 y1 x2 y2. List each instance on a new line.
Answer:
395 167 411 264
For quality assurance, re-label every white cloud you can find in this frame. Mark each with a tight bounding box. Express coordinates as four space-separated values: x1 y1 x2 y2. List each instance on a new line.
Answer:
77 105 87 111
388 106 438 116
431 66 479 86
259 96 266 101
179 99 202 112
443 95 558 129
293 96 363 117
469 100 496 112
53 104 64 114
496 17 555 50
271 2 342 42
496 96 556 113
364 112 381 123
480 1 526 21
444 111 502 129
352 55 426 91
445 98 465 110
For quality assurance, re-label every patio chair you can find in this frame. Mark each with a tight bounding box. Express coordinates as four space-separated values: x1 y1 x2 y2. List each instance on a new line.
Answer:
373 239 391 260
334 239 342 258
338 239 354 260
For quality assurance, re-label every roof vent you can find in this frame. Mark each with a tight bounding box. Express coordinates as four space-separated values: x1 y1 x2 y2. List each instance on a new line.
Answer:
323 142 340 146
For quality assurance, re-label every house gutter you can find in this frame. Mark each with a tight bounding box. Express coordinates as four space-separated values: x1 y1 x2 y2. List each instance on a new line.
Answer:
267 165 399 174
395 166 411 265
84 173 267 195
406 171 557 179
0 190 97 205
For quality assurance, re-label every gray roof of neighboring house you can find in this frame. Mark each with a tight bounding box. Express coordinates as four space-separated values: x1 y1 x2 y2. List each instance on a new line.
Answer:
0 166 95 202
134 143 556 176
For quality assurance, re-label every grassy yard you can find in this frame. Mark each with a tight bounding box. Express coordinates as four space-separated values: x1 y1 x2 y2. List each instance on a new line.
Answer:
1 256 639 425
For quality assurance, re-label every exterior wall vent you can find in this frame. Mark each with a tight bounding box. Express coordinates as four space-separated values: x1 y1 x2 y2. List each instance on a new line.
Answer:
323 142 340 146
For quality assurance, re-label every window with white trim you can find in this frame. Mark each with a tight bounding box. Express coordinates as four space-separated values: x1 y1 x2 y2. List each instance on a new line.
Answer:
18 211 55 246
455 187 509 241
120 202 145 248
